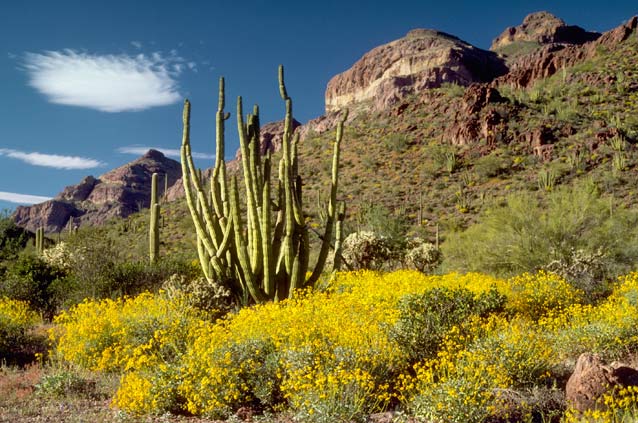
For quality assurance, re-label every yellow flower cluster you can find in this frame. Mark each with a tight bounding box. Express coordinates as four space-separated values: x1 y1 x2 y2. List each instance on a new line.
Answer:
0 297 41 354
505 270 584 320
0 297 41 328
48 270 638 420
51 292 203 372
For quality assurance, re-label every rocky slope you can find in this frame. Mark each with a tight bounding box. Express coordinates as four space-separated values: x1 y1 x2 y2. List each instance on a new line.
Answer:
13 150 182 232
324 29 508 113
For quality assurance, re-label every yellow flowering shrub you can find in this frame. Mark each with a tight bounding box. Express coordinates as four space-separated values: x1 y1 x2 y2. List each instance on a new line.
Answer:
541 272 638 360
51 292 203 372
49 269 638 420
0 297 41 356
506 271 584 320
398 334 512 423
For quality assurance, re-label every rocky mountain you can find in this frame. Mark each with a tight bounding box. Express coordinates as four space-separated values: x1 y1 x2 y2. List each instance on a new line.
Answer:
491 11 601 52
13 11 638 242
14 149 182 232
324 29 508 113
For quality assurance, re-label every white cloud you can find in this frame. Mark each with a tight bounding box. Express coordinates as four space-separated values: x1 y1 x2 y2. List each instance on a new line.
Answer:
0 191 51 205
131 41 142 49
117 145 214 160
23 49 184 112
0 148 105 169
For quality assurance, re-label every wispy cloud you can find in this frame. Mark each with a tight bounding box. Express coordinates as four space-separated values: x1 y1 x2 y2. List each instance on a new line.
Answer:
0 191 51 205
0 148 105 169
131 41 142 49
23 49 185 112
118 146 214 160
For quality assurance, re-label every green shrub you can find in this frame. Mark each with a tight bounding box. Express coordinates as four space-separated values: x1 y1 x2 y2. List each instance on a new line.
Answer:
390 287 506 362
0 215 31 260
0 254 67 320
442 182 638 290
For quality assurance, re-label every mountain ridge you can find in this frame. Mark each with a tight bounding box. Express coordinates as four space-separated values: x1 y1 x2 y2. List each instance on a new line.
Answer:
12 11 638 238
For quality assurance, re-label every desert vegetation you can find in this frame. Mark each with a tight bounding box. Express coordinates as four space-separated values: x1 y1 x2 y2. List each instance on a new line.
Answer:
3 25 638 423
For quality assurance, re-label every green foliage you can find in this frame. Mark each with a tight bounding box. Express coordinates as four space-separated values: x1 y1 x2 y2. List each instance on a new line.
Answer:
442 182 638 291
0 253 66 320
390 287 506 362
0 214 31 260
383 133 411 152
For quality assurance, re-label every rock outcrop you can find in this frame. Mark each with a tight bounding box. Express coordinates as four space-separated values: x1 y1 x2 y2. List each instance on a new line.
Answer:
325 29 507 113
491 11 601 52
13 149 182 232
495 15 637 88
566 353 638 412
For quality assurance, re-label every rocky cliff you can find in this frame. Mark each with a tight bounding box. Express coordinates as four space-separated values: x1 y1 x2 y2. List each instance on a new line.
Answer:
13 149 182 232
324 29 508 113
491 11 600 52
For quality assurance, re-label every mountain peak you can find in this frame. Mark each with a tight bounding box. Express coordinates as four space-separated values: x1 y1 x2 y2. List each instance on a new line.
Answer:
491 11 600 52
13 151 182 233
142 148 166 160
325 28 507 113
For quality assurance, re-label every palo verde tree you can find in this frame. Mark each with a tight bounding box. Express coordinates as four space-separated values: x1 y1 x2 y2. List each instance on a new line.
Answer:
181 65 347 303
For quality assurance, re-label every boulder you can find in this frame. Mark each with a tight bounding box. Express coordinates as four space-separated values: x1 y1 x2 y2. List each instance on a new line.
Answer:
566 353 638 412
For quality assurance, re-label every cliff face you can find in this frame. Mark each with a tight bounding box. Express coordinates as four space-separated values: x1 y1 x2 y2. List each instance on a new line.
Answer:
13 150 182 232
324 29 507 113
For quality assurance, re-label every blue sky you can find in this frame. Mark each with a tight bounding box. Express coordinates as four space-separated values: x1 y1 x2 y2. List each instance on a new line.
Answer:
1 0 636 212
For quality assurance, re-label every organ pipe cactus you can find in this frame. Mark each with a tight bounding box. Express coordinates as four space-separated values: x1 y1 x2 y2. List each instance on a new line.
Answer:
149 172 160 264
181 65 347 303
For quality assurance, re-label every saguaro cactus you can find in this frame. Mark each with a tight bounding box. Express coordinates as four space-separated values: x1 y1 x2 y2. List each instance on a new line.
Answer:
181 65 347 303
149 172 160 264
35 227 44 255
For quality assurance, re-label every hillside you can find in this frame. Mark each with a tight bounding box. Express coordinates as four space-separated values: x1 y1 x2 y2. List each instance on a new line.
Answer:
13 12 638 260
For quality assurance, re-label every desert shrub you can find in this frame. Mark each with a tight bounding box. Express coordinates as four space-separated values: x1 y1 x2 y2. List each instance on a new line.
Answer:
505 271 584 321
0 214 31 260
473 152 510 180
403 239 441 273
390 287 506 362
341 231 392 270
57 269 630 421
0 253 67 320
353 203 410 252
0 297 41 359
442 182 638 290
162 274 234 316
541 272 638 361
51 292 204 372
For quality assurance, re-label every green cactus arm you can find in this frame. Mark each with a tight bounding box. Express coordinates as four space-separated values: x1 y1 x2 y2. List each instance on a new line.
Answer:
236 97 263 276
212 77 230 219
261 152 275 296
306 109 347 286
230 176 265 303
149 202 160 264
180 100 222 266
332 201 346 271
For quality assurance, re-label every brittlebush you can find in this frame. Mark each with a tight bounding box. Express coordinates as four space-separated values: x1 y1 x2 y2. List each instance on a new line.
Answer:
50 270 638 420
